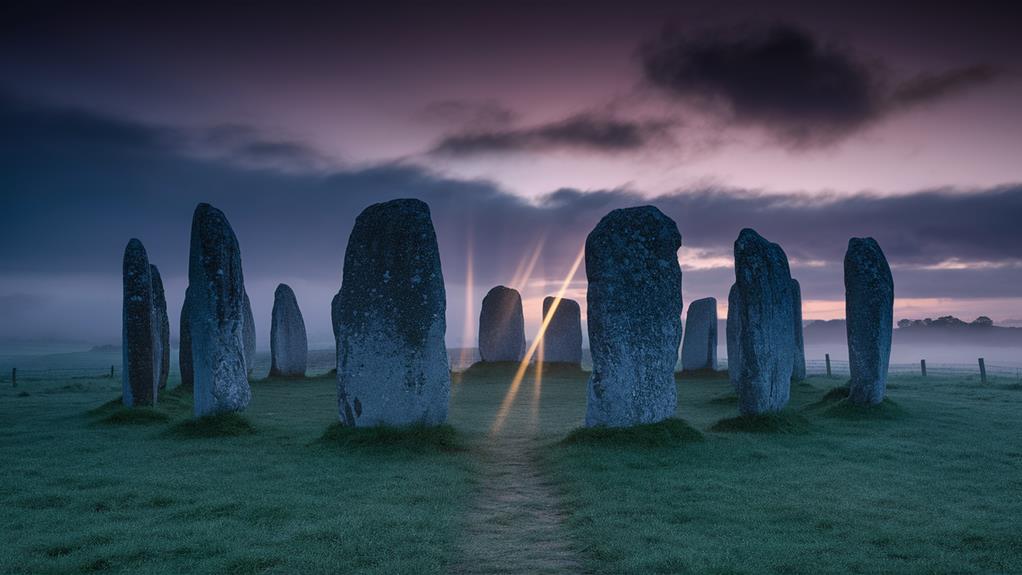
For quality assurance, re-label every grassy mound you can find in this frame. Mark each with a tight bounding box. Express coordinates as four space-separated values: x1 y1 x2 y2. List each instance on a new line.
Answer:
706 393 738 405
561 418 704 448
711 412 811 434
318 423 464 453
677 368 730 381
164 413 256 438
85 397 124 417
803 386 851 410
99 407 170 426
822 398 905 420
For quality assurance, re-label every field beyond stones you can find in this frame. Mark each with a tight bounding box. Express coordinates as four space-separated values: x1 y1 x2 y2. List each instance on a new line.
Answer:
2 357 1021 574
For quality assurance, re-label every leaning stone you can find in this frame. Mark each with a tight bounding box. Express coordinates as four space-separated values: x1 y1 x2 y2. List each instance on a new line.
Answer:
270 284 308 377
726 283 742 391
179 287 193 389
681 297 717 371
242 291 256 376
540 296 583 365
122 238 157 406
845 237 894 406
335 198 450 426
188 203 251 417
478 285 526 362
733 228 795 415
150 264 170 390
791 279 806 382
584 206 683 428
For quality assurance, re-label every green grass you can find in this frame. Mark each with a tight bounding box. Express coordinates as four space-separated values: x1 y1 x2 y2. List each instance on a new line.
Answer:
164 413 257 438
710 410 812 434
562 418 703 447
319 422 465 453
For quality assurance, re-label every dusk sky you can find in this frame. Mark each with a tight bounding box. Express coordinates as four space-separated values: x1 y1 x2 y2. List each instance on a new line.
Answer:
2 0 1021 348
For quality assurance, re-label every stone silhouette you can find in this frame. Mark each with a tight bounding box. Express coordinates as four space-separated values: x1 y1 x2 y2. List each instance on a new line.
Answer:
269 283 308 377
242 291 256 376
733 229 795 415
681 297 717 371
845 237 894 406
331 291 342 372
791 279 806 382
540 296 583 365
478 285 526 362
122 238 157 406
335 199 450 427
726 283 741 391
584 206 683 428
179 287 193 389
188 203 251 417
150 264 170 390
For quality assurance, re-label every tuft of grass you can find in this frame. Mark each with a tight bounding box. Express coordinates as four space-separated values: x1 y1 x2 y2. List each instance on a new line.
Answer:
822 397 905 420
803 385 850 410
99 407 170 426
711 411 811 434
164 413 256 438
561 418 704 448
17 391 30 397
318 422 464 453
85 397 124 417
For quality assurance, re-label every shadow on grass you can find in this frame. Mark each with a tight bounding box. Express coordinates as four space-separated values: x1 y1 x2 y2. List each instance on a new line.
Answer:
677 368 730 381
803 386 851 410
164 413 256 438
317 423 466 453
823 398 906 420
561 418 704 448
706 393 738 405
711 412 811 434
99 408 171 426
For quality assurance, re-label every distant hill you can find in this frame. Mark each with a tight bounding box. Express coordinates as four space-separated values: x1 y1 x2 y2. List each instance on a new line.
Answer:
803 317 1022 347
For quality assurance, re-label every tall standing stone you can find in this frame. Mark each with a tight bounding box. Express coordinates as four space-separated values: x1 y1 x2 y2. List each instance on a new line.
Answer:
188 203 251 417
726 283 741 391
791 279 806 382
179 287 193 389
335 199 450 427
540 296 583 365
242 291 256 376
584 206 683 428
122 239 157 406
733 229 795 415
681 297 717 371
150 264 170 390
478 285 526 362
269 283 308 377
845 237 894 406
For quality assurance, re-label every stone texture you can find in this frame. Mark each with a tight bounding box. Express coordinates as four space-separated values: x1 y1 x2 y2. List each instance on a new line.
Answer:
681 297 717 371
335 198 450 427
122 238 157 406
733 228 795 415
242 291 256 376
584 206 683 428
150 264 170 390
845 237 894 406
791 279 807 382
270 283 308 377
478 285 526 362
188 203 251 417
179 287 193 389
726 283 741 391
540 296 583 365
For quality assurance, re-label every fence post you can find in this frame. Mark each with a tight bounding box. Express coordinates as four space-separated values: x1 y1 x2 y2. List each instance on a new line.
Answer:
11 367 15 388
920 359 927 377
978 358 987 385
825 354 832 378
110 365 115 379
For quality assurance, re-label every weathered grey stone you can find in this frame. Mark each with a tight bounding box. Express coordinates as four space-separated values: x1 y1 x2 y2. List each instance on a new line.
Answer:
122 238 157 406
681 297 717 371
584 206 683 428
478 285 526 362
188 203 251 417
269 283 308 377
335 198 450 427
726 283 741 391
733 228 795 415
150 264 170 390
242 291 256 376
179 287 193 389
845 237 894 406
540 296 583 365
791 278 806 382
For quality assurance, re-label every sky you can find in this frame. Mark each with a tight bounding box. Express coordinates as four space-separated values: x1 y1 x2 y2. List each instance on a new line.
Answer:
1 0 1021 348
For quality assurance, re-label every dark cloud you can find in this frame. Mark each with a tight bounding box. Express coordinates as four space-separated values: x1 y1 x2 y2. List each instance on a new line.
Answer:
418 99 518 129
200 124 333 171
640 24 1001 146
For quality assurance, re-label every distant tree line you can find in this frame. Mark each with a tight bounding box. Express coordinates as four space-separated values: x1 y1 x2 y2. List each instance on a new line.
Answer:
897 315 994 329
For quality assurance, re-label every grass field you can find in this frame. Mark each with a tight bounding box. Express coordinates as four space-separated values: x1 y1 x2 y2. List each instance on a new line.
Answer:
2 355 1021 574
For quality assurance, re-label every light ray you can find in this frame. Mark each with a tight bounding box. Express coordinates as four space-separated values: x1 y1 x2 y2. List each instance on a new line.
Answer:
457 227 475 372
510 233 547 293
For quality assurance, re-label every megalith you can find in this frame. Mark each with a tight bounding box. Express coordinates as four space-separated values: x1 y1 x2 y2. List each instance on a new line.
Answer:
726 283 741 391
584 206 683 428
179 287 193 389
150 264 170 390
845 237 894 406
478 285 526 362
540 296 583 365
188 203 251 417
122 238 157 406
242 291 256 376
791 279 806 382
681 297 717 371
269 283 308 377
335 198 450 427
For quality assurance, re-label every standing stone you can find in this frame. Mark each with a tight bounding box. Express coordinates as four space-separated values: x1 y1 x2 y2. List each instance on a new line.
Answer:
478 285 526 362
179 287 193 389
681 297 717 371
733 229 795 415
791 279 806 382
540 296 583 365
726 284 742 391
845 237 894 406
122 239 157 406
584 206 683 428
335 198 450 427
242 291 256 376
150 264 170 390
269 283 308 377
188 203 251 417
